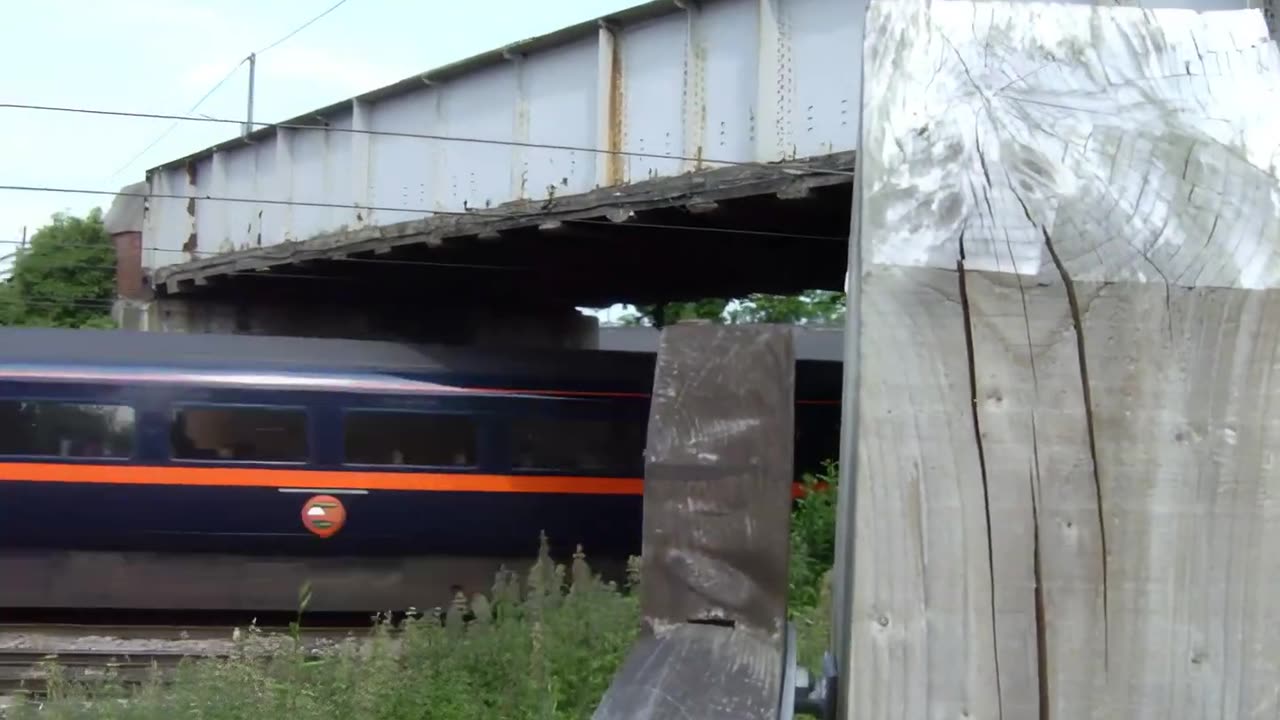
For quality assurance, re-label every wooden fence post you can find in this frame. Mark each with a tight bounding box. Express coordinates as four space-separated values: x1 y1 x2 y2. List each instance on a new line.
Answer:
841 1 1280 718
594 323 797 720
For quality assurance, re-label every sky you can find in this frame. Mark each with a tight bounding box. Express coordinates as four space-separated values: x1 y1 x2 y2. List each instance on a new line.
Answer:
0 0 639 299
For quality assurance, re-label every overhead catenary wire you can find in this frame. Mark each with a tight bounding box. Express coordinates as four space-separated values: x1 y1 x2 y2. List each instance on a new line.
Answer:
0 222 841 292
0 297 118 310
104 63 246 182
0 102 857 179
0 185 849 243
0 258 525 275
254 0 353 55
104 0 356 183
0 225 846 296
0 238 200 256
0 240 533 272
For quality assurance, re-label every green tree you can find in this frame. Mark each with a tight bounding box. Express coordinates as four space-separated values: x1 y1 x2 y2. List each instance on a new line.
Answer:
617 290 845 327
618 298 731 327
728 291 845 325
1 209 116 329
0 278 16 326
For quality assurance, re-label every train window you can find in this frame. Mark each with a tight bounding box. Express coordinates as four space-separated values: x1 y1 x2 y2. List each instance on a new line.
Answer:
171 405 309 463
0 400 135 459
510 416 646 473
343 411 477 467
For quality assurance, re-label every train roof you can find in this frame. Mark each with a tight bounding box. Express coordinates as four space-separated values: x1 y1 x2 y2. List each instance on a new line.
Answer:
0 326 843 395
596 326 843 361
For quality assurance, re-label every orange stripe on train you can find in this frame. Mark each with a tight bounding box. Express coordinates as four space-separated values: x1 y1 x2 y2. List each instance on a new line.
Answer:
0 462 642 495
0 462 819 498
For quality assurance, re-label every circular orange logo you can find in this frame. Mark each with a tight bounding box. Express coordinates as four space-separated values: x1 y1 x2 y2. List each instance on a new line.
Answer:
301 495 347 538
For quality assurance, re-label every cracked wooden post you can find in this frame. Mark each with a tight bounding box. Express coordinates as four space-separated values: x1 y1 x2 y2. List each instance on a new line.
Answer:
594 323 796 720
842 1 1280 718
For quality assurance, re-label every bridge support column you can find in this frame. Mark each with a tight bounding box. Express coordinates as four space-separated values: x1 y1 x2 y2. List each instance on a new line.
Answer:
103 182 150 305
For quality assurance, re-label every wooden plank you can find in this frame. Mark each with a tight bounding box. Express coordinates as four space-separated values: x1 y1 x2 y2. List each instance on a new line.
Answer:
964 269 1106 720
845 1 1280 718
595 323 796 719
852 267 1000 719
639 324 795 632
1077 284 1280 718
594 625 785 720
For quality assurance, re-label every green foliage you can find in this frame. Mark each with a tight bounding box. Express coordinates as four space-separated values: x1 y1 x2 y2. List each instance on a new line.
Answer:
787 461 839 670
791 572 835 673
728 291 846 325
13 470 842 719
617 298 730 326
617 290 845 327
1 209 116 329
0 282 17 326
11 540 640 720
788 460 839 613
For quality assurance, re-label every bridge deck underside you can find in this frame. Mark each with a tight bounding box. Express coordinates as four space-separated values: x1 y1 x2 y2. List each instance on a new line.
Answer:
154 152 854 308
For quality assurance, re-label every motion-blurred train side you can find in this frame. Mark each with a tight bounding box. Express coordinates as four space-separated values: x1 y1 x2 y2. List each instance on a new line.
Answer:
0 327 842 612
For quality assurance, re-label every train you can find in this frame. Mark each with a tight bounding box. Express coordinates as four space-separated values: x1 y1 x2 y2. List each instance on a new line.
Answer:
0 326 843 612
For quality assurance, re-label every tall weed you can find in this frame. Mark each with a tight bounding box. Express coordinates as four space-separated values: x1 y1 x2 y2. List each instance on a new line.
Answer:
9 539 639 720
789 460 839 613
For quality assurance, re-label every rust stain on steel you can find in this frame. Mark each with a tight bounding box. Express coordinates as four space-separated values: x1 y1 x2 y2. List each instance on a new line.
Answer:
682 11 707 173
514 98 530 198
605 31 625 187
184 161 198 257
694 45 706 169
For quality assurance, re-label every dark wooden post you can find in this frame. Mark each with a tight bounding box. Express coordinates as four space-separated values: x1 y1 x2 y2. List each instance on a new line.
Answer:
594 323 797 720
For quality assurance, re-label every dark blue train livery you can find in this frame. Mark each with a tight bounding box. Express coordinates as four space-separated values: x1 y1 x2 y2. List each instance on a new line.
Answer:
0 327 843 611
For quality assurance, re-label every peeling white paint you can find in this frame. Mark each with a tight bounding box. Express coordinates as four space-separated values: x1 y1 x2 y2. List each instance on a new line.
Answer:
861 1 1280 287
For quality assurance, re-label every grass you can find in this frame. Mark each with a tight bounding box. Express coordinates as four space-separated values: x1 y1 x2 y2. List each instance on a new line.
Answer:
789 461 838 673
12 548 641 720
11 465 840 719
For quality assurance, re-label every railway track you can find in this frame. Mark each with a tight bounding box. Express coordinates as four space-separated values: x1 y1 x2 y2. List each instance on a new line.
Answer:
0 622 372 642
0 647 199 692
0 621 383 709
0 607 456 716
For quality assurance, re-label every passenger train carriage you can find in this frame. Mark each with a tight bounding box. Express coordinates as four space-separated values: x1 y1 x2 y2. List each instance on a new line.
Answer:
0 327 842 612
